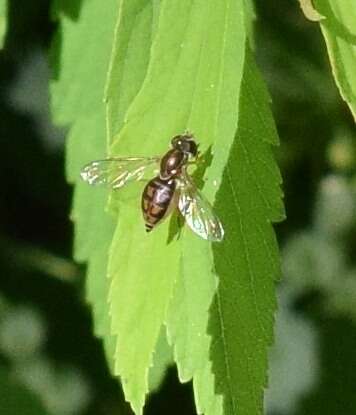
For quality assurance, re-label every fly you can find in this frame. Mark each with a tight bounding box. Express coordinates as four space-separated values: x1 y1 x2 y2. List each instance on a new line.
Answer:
80 133 224 242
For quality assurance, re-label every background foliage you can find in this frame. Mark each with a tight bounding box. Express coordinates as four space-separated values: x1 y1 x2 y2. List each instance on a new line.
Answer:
0 1 355 415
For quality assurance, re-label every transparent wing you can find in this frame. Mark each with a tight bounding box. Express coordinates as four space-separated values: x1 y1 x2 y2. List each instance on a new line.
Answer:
178 170 224 242
80 157 160 189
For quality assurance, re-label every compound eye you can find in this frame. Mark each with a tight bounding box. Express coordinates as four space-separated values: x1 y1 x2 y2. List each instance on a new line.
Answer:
171 135 183 148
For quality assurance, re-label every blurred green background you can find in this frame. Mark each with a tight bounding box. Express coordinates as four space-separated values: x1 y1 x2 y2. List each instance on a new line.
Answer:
0 1 355 414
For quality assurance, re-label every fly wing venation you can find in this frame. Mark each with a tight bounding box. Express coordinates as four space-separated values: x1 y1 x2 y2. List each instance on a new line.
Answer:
80 157 160 189
177 170 224 242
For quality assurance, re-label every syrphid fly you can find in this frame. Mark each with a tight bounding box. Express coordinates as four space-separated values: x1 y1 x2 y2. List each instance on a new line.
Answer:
80 133 224 242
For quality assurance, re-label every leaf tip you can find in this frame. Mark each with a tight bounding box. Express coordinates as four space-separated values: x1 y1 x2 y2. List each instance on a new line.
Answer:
298 0 325 22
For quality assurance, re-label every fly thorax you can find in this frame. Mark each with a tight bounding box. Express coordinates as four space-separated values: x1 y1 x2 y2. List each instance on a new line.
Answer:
159 149 187 180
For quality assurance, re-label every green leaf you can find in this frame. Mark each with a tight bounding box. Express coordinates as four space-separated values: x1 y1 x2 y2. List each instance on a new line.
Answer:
209 48 284 415
107 210 180 414
105 0 159 139
0 0 7 48
313 0 356 121
105 0 246 413
50 0 118 361
52 0 283 414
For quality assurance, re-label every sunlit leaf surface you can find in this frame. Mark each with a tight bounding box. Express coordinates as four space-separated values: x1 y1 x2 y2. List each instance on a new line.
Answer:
51 0 284 414
0 0 7 48
105 0 247 412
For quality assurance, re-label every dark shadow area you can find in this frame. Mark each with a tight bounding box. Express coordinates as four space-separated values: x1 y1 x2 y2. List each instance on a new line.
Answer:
146 367 196 415
167 211 184 245
298 315 356 415
6 0 53 52
48 23 62 81
255 0 355 241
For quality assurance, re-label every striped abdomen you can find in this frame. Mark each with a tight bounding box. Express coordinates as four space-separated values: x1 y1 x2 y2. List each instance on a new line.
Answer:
141 176 177 232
